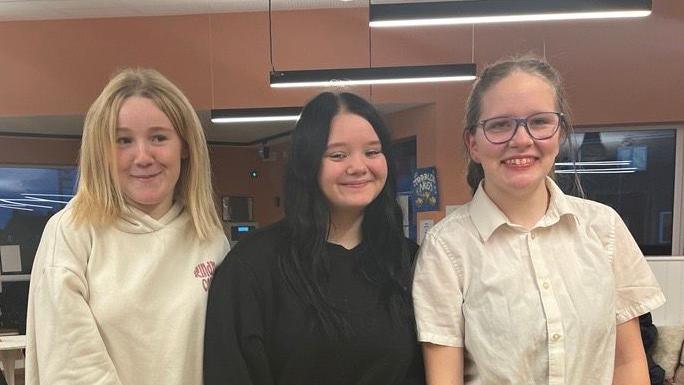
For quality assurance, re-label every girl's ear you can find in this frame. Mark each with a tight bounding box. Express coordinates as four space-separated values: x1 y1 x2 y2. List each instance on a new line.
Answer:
465 129 481 164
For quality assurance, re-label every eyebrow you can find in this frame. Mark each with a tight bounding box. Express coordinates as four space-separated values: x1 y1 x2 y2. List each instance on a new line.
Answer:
116 126 174 133
326 140 381 148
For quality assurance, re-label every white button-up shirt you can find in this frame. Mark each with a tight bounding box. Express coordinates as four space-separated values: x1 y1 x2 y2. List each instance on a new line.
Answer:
413 178 665 385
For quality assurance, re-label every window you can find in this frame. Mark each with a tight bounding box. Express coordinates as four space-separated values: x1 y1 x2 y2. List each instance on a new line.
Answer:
556 128 682 256
0 165 76 332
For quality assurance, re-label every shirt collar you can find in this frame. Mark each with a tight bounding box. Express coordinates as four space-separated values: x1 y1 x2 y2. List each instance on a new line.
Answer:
541 177 580 228
469 177 580 242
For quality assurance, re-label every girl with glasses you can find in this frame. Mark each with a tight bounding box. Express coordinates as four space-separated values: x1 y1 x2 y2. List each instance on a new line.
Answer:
204 92 424 385
412 57 664 385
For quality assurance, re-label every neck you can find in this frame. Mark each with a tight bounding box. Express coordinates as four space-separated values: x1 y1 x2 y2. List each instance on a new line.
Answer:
327 209 364 249
484 180 550 230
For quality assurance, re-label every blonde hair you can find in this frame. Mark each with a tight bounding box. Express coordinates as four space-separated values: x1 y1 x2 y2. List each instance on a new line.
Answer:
71 68 221 239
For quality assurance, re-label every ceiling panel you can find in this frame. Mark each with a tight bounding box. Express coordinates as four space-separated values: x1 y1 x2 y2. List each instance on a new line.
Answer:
0 0 374 21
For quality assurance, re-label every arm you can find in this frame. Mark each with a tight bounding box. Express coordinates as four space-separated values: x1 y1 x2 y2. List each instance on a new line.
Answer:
412 232 466 385
25 214 123 385
612 318 649 385
423 343 464 385
604 209 664 385
203 252 272 385
610 209 665 324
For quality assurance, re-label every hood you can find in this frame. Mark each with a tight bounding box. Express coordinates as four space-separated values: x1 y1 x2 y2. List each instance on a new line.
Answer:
115 201 186 234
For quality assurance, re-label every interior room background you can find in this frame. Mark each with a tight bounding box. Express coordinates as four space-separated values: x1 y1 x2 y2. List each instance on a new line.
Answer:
0 0 682 332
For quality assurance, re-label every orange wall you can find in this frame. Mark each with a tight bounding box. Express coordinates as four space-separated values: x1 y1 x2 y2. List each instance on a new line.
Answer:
0 136 80 165
1 0 682 227
210 143 287 225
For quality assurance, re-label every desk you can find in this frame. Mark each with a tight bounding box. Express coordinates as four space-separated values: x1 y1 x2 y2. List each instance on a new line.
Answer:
0 335 25 385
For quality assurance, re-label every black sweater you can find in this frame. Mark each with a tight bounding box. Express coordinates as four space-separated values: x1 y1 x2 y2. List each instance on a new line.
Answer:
204 222 425 385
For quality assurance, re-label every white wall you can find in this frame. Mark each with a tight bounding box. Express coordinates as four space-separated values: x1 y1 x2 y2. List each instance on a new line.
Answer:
648 257 684 326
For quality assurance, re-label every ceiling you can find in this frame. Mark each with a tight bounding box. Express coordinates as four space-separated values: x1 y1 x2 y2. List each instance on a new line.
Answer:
0 0 453 21
0 0 430 145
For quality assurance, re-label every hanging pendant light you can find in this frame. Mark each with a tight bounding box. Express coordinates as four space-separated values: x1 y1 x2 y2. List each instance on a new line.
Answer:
269 63 476 88
267 0 476 88
370 0 652 28
211 107 301 124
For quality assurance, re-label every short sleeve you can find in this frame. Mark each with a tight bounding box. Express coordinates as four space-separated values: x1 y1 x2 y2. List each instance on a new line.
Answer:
610 211 666 324
203 251 273 385
412 231 465 347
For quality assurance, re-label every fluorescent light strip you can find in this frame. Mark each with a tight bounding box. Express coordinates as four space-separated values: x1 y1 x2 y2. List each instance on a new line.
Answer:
270 64 477 88
555 160 632 167
0 199 54 209
270 75 476 88
211 107 302 124
0 204 33 211
211 115 300 124
555 167 638 174
19 196 72 204
370 10 651 28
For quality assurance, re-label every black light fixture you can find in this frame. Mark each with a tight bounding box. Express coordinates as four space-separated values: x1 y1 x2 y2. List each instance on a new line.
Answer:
266 0 476 88
270 63 476 88
210 107 301 124
369 0 652 28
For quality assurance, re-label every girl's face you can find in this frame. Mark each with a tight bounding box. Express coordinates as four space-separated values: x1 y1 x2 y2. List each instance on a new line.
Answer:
467 71 561 201
115 96 186 219
318 112 388 218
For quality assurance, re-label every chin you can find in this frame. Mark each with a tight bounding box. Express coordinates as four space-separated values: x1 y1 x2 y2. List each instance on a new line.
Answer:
507 176 546 191
128 195 163 207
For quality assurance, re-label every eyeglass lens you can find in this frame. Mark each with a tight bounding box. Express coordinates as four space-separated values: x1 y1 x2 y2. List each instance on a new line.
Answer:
483 112 560 144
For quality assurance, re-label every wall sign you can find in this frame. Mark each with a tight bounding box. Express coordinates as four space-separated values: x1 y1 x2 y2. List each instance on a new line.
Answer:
412 167 439 212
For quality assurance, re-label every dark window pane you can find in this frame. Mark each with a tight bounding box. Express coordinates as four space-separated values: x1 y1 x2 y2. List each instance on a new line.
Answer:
1 167 77 271
556 130 676 256
0 166 77 332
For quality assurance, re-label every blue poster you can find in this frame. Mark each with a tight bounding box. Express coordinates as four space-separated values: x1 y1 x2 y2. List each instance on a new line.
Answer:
412 167 439 212
617 145 648 171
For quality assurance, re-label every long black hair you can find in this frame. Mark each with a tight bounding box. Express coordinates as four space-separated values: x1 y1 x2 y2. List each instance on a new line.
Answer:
280 92 413 337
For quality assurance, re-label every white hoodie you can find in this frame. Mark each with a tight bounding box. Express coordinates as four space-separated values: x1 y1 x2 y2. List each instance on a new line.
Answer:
25 202 229 385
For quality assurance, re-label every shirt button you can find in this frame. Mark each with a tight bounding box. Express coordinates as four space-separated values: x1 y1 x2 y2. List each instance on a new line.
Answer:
530 233 536 239
552 333 562 341
542 281 550 289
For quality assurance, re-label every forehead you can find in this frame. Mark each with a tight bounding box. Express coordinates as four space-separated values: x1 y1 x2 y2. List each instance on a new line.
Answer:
480 71 557 116
117 96 173 129
327 112 380 145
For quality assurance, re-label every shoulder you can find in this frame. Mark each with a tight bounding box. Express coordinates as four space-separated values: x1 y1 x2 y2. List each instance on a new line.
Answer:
564 194 614 212
44 204 76 230
563 195 621 225
428 203 474 239
42 204 92 243
216 221 288 277
35 205 95 271
231 221 288 257
559 195 627 251
416 203 479 267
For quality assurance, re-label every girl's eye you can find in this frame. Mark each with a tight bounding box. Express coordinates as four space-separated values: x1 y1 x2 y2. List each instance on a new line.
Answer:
151 135 167 143
366 149 382 157
116 137 131 145
326 152 347 160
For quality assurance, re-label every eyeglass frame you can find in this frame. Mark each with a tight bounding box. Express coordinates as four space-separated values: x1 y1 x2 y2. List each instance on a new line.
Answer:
474 111 565 145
